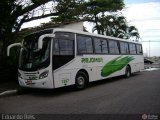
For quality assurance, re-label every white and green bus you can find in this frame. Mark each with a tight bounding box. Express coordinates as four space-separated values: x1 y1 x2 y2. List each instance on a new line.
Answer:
7 28 144 89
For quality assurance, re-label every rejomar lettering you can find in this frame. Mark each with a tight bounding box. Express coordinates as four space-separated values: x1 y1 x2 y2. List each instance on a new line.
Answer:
81 58 103 63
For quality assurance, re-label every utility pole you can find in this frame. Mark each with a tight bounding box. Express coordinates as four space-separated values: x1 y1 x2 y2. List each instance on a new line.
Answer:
146 48 148 57
149 40 150 57
141 40 160 57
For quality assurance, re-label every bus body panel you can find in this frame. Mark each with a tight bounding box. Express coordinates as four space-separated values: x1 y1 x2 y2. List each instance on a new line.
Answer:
52 54 144 88
8 28 144 89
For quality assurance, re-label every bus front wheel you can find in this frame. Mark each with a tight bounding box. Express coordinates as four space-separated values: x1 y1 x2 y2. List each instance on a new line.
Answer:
75 72 87 90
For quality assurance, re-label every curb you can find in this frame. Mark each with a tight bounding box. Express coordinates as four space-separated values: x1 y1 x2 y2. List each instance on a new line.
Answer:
0 89 18 97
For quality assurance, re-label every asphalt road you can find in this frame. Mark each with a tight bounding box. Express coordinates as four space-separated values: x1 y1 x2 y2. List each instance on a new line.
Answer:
0 69 160 119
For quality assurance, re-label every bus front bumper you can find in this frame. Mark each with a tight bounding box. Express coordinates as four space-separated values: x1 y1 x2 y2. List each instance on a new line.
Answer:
18 70 54 89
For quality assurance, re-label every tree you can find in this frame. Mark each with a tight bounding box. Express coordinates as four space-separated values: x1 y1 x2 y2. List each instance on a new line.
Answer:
51 0 85 23
92 15 140 40
50 0 124 32
85 0 124 34
124 26 140 40
0 0 61 82
0 0 61 62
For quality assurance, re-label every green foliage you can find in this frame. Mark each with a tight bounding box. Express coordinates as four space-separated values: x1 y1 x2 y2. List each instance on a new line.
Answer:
92 15 140 40
84 0 124 34
0 0 22 34
0 0 51 82
51 0 125 37
85 0 124 14
51 0 124 25
51 0 85 23
0 0 53 62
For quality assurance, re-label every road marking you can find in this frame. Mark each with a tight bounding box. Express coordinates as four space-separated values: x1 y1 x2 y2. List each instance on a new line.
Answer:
0 89 18 96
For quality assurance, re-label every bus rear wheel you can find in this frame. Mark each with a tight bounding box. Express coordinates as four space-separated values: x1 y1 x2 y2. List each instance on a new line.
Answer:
125 65 131 78
75 72 87 90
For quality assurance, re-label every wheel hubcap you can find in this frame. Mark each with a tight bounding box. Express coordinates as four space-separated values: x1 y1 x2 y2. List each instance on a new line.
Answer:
77 76 85 85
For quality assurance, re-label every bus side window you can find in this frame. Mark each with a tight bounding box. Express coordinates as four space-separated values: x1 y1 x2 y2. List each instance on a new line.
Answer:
108 40 120 54
120 42 129 54
93 37 108 54
59 39 74 55
129 43 137 54
77 35 93 54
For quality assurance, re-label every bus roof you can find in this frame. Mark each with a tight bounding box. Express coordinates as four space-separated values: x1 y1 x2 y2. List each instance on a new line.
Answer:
26 28 141 44
53 28 141 44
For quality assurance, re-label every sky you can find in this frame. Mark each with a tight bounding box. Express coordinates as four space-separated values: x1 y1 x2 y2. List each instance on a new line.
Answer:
21 0 160 57
123 0 160 57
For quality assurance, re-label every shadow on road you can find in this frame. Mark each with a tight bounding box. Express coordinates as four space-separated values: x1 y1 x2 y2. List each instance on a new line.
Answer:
17 85 75 97
88 72 142 88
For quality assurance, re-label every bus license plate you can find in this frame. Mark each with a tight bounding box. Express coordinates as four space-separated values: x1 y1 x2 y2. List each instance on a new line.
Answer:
26 80 32 85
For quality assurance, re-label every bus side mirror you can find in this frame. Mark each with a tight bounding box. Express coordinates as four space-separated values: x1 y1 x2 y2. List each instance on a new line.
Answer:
38 34 55 49
7 43 22 56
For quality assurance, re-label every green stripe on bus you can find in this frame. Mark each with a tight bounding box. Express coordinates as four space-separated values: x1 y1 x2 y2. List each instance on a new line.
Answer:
101 56 134 77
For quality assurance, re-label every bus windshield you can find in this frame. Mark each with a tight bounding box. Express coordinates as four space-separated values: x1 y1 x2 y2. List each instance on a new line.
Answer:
19 36 51 71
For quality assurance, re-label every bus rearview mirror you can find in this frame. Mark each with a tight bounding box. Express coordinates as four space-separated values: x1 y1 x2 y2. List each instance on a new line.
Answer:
38 34 55 50
7 43 22 56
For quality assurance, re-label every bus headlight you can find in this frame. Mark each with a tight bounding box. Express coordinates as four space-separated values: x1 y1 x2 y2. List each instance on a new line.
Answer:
39 70 49 79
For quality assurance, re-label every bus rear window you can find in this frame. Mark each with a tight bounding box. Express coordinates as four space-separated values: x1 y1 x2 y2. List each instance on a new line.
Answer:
136 44 143 54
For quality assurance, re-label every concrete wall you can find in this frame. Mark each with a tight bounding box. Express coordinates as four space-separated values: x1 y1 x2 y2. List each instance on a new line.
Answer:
59 21 83 31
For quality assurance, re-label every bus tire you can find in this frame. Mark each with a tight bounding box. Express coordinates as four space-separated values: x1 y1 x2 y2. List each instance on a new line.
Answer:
75 72 88 90
125 65 131 78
